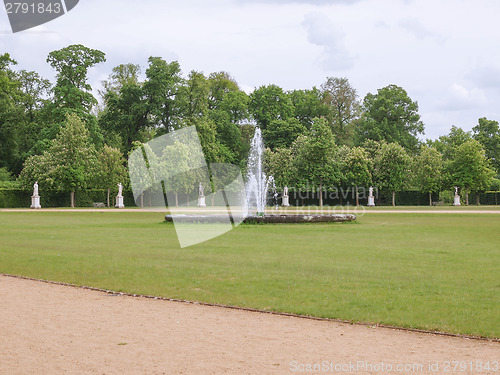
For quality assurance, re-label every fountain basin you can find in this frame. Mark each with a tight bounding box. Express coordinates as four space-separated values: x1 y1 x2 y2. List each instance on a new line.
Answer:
165 214 356 224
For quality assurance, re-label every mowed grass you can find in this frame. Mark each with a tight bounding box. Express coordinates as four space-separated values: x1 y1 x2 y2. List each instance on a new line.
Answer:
0 211 498 338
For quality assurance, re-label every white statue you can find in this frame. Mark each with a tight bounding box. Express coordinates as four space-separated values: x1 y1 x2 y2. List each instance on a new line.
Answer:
117 183 123 197
454 186 459 195
283 186 289 197
199 182 205 197
369 186 374 197
33 181 39 196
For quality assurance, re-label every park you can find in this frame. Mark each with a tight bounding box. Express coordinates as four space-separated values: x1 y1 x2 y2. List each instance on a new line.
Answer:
1 43 499 373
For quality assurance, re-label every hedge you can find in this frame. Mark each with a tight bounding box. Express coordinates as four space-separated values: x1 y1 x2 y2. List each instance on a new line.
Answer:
1 188 499 208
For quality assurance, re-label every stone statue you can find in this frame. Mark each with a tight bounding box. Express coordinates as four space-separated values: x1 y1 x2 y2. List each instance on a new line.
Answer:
199 183 205 197
283 186 288 197
369 186 374 197
117 183 123 197
33 181 39 196
454 186 459 195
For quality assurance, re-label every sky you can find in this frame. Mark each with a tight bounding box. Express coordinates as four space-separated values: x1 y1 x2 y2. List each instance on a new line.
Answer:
1 0 500 140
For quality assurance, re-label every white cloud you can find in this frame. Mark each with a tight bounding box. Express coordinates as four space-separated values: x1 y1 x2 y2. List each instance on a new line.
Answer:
302 12 355 71
398 17 445 44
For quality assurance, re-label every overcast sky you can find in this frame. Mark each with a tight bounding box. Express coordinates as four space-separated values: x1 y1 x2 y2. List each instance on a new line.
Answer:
1 0 500 140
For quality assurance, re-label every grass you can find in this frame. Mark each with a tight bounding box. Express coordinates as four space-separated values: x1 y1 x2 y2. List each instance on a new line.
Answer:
0 211 499 339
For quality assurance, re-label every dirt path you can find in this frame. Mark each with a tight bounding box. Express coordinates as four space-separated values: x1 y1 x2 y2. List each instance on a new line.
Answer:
1 275 498 374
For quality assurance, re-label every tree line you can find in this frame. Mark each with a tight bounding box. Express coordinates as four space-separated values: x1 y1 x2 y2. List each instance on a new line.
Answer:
0 44 499 206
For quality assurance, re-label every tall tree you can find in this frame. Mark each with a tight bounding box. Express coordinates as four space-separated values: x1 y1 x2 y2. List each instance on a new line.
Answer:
262 118 306 150
99 82 150 154
448 139 495 205
356 84 424 152
97 145 127 207
374 142 410 206
142 57 184 133
19 113 98 207
293 118 342 206
473 117 500 175
249 84 294 130
47 44 106 113
342 146 373 206
0 53 23 173
413 146 443 206
321 77 360 145
289 87 328 130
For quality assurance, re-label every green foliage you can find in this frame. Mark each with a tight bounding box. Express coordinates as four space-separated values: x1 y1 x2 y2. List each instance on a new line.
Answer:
262 118 306 150
356 84 424 152
249 84 294 130
143 57 184 132
374 142 411 205
341 146 373 188
448 139 495 195
293 118 343 205
473 117 500 174
321 77 360 145
288 87 328 129
18 114 98 198
47 44 105 112
427 125 472 160
412 146 443 200
264 147 295 189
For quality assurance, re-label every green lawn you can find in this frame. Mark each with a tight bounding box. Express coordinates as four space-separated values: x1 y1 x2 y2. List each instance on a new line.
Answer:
0 211 498 338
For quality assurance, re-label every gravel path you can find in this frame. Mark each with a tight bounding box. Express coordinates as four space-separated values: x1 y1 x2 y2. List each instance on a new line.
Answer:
1 275 498 374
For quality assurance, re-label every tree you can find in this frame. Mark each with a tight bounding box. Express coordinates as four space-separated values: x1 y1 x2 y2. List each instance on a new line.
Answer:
473 117 500 175
179 70 210 120
427 125 472 160
249 84 294 130
342 146 373 206
262 118 306 150
448 139 495 205
356 84 424 152
321 77 360 145
97 145 127 207
294 118 342 206
288 87 328 130
207 71 239 111
374 142 410 206
18 114 98 207
265 147 295 190
413 146 443 206
99 82 150 154
0 53 23 173
142 57 184 133
47 44 106 113
100 63 141 99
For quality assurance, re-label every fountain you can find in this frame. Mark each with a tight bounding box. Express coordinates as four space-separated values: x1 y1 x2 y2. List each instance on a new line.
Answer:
245 127 274 215
242 127 356 224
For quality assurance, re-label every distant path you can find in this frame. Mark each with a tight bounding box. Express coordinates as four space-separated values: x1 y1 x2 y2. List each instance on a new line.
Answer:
2 207 500 214
1 275 498 374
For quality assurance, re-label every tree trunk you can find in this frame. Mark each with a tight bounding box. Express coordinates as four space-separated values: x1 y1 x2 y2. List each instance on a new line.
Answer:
475 193 480 205
319 177 323 207
465 191 469 205
175 192 179 207
107 188 110 208
356 186 359 206
392 191 396 206
70 191 75 208
429 191 432 206
140 191 144 208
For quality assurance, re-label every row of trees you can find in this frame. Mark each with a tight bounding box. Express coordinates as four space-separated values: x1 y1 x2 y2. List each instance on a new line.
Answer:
266 118 496 206
0 44 499 206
